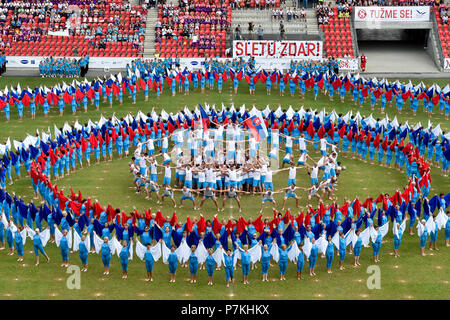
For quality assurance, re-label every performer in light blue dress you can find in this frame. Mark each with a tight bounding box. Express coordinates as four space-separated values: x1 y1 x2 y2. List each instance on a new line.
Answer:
308 238 318 276
296 242 305 279
371 225 382 262
168 245 178 283
206 249 216 285
79 234 89 272
189 245 199 283
101 236 111 275
326 235 335 273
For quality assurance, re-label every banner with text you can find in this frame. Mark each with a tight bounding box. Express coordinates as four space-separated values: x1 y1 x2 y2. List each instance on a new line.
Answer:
233 40 323 59
6 56 135 69
354 6 430 22
337 58 358 71
179 58 325 71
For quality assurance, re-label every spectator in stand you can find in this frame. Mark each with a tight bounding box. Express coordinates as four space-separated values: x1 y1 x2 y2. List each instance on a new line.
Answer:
287 8 293 21
316 4 333 25
439 6 448 18
156 2 229 42
337 3 351 18
300 7 306 20
248 22 254 40
443 14 448 24
257 25 264 40
279 21 286 40
192 34 199 48
235 24 242 40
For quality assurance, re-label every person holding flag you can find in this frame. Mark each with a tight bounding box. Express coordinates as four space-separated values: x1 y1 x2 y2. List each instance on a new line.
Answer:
57 94 65 116
265 75 272 95
209 71 215 91
249 74 255 95
168 245 178 283
29 97 36 119
352 85 359 105
233 73 239 94
171 77 176 96
79 234 89 272
200 73 206 93
328 79 335 101
131 84 137 105
184 75 190 95
279 77 286 96
339 84 346 103
396 93 404 114
193 73 199 91
217 73 223 94
70 95 78 114
118 86 123 105
289 77 296 97
107 87 113 108
370 90 376 110
144 79 149 102
94 88 100 110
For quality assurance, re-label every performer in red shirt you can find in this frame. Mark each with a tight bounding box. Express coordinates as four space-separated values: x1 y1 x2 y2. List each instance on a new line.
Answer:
360 54 367 72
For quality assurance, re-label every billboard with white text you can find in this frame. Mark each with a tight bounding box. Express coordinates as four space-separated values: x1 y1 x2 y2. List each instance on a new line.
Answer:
233 40 323 59
354 6 430 22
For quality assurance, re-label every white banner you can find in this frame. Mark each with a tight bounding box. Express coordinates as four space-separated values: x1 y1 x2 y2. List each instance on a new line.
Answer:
6 56 135 69
233 40 323 59
179 57 317 71
7 55 355 71
48 29 70 37
354 6 430 22
337 58 359 71
444 58 450 70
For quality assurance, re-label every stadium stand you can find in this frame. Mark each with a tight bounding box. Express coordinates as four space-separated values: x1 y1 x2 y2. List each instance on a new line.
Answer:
231 5 317 40
317 4 354 58
154 1 230 58
231 0 281 9
434 4 450 58
0 0 147 57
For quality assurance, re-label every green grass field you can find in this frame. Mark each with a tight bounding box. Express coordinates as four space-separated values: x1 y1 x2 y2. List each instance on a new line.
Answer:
0 76 449 300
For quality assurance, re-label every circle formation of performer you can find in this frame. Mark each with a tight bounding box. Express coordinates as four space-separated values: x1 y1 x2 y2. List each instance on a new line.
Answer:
1 102 448 285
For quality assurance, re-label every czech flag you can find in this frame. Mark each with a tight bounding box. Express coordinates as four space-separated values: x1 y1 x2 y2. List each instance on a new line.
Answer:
244 115 268 142
199 104 210 132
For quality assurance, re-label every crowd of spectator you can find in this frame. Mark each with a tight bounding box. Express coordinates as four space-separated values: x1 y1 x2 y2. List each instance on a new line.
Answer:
192 34 217 48
336 3 352 17
272 7 306 20
316 4 334 24
231 0 287 9
155 1 230 44
0 0 57 45
237 0 273 9
139 0 157 9
68 1 147 52
439 4 449 24
0 0 147 56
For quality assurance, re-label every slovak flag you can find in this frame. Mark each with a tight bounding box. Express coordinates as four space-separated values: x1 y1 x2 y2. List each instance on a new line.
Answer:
244 115 268 142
